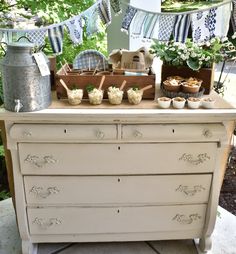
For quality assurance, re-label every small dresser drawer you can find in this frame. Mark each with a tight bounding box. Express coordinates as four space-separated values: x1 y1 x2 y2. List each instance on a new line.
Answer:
25 175 212 205
10 124 117 141
122 124 225 142
28 205 207 235
19 143 217 175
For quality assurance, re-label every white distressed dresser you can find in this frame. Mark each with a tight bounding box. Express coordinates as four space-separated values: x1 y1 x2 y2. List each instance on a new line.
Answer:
0 91 236 254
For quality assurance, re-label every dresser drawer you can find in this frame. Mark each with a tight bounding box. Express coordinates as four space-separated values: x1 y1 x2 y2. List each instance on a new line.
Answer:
25 175 212 205
28 204 206 235
122 124 225 142
10 124 117 141
19 143 217 175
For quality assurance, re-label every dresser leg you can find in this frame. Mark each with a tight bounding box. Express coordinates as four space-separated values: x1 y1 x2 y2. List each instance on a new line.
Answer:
22 240 38 254
199 236 212 253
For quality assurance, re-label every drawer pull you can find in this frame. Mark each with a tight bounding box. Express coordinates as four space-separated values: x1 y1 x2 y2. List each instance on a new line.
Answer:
96 130 105 139
29 186 60 198
179 153 210 165
32 217 62 228
172 213 201 225
24 155 58 168
133 130 143 138
203 129 213 138
175 185 206 196
23 131 32 137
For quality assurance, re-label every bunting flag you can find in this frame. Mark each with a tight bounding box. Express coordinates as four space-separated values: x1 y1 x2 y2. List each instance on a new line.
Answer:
214 3 231 38
0 31 27 43
191 10 211 42
121 6 137 33
158 14 175 41
26 29 47 46
0 0 232 54
83 4 100 36
131 11 147 35
191 7 218 42
173 14 191 43
65 16 83 45
98 0 112 26
48 25 64 54
143 14 159 39
110 0 121 15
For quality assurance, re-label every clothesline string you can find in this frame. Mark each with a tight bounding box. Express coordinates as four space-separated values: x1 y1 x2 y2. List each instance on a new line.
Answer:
0 0 232 32
121 0 232 15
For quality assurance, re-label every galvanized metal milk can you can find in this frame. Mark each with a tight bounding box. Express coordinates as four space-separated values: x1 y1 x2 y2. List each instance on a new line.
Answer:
0 42 51 112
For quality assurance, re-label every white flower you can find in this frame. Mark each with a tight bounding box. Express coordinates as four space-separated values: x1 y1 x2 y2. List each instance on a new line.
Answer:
232 33 236 39
169 47 175 51
173 42 181 46
190 52 197 58
205 41 211 47
180 54 187 60
210 38 216 43
221 36 228 42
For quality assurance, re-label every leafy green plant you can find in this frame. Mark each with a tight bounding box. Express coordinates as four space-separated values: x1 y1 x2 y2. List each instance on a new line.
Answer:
0 145 4 157
0 190 11 201
0 0 107 67
86 84 95 93
150 37 236 71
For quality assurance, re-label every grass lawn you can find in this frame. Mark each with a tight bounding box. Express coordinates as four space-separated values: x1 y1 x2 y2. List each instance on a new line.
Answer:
162 0 224 12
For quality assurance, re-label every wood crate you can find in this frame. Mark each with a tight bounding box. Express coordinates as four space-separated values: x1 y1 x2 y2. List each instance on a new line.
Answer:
55 66 156 99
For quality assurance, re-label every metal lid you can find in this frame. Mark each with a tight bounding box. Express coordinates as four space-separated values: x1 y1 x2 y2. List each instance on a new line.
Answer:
7 42 35 48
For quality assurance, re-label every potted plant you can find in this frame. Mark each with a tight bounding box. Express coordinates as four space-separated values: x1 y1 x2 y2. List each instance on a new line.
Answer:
150 37 236 94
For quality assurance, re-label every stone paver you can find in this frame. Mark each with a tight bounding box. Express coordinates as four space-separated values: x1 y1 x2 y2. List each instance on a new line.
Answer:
149 240 198 254
56 242 157 254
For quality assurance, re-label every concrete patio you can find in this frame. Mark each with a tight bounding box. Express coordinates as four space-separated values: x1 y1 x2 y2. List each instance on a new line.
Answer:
0 198 236 254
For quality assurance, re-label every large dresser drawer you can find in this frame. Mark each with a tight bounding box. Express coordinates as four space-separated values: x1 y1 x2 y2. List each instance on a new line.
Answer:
25 175 212 205
10 124 117 141
19 143 217 175
28 204 207 235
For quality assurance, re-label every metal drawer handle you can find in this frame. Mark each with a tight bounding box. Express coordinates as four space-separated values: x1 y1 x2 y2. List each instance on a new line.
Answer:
96 130 105 139
29 186 60 198
172 213 201 225
176 185 206 196
133 130 143 138
33 217 62 228
24 154 58 168
179 153 210 165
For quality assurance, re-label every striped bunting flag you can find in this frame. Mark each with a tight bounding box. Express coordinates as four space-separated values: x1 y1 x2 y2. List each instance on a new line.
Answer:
98 0 112 26
143 13 159 39
48 25 64 54
173 14 190 43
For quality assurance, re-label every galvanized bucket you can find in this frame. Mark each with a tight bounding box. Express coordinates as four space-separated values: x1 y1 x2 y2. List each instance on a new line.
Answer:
0 42 51 112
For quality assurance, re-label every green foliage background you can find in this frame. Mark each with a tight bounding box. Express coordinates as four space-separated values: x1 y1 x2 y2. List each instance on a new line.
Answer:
0 0 107 104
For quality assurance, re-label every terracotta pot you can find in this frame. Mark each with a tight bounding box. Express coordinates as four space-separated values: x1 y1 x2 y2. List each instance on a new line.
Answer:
161 64 215 94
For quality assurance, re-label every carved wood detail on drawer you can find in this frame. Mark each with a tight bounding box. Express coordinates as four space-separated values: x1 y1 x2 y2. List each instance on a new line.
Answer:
28 205 207 235
24 175 212 205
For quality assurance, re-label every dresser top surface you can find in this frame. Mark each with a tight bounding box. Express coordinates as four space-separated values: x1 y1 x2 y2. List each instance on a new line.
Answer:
0 90 236 122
